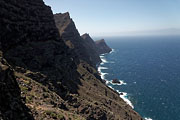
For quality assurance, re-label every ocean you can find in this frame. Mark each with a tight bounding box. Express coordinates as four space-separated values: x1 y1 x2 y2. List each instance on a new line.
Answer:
97 36 180 120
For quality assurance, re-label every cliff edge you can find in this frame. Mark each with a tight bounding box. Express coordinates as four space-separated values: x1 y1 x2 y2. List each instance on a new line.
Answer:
54 13 101 67
95 39 112 54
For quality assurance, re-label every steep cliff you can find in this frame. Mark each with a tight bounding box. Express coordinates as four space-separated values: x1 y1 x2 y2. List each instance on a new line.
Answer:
95 39 112 54
0 0 79 119
0 0 79 95
54 13 142 119
54 13 101 67
81 33 102 64
0 0 143 120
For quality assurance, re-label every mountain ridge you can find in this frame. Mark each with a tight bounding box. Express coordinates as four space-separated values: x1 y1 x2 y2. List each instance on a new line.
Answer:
95 39 112 54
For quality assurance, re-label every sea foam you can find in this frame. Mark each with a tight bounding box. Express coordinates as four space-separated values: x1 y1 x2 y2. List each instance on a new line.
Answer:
109 80 127 85
98 49 134 109
98 66 108 70
110 49 115 54
100 56 108 63
116 90 134 109
101 73 108 80
98 66 108 80
144 118 153 120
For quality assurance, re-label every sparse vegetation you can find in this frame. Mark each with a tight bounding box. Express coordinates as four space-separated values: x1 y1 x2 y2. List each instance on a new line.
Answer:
57 114 65 119
42 92 49 98
45 110 66 119
26 95 33 103
20 86 29 92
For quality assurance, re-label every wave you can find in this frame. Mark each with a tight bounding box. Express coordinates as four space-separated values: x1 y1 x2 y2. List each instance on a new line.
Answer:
100 53 108 56
98 48 134 109
101 73 108 80
98 66 108 80
110 49 115 54
107 85 114 90
100 56 108 63
144 117 153 120
98 49 153 119
116 90 134 109
100 62 105 65
100 51 115 65
105 80 110 84
98 66 108 70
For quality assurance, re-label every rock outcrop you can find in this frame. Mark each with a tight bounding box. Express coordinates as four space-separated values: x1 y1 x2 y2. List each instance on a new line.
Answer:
112 79 121 84
0 0 143 120
81 33 102 64
54 13 100 67
95 39 112 54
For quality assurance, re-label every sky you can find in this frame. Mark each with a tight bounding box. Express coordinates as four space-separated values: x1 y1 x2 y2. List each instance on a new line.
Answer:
43 0 180 37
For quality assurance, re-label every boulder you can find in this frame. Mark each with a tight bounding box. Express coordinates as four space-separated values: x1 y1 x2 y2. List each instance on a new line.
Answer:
112 79 121 84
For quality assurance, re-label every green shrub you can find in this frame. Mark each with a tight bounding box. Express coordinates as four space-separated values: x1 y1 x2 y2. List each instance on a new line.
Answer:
57 114 65 119
26 95 33 103
20 86 28 92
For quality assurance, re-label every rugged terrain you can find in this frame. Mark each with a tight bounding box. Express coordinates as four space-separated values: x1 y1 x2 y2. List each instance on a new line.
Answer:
0 0 143 120
95 39 112 54
54 13 101 67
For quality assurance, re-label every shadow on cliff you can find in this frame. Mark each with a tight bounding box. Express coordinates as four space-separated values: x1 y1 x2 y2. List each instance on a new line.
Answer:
0 57 34 120
0 0 83 101
3 40 83 100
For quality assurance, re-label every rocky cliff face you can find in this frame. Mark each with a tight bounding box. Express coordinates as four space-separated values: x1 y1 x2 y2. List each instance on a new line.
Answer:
54 13 95 65
0 53 33 120
95 39 112 54
54 13 100 67
0 0 143 120
81 33 102 64
0 0 60 51
0 0 79 95
0 0 79 119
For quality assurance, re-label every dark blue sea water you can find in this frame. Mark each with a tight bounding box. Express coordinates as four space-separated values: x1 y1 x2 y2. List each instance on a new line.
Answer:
98 36 180 120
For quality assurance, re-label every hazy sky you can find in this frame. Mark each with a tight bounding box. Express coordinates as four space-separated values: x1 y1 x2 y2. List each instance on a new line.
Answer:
44 0 180 37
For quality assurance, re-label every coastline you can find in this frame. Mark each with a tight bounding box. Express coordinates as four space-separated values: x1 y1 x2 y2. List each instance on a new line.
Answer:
98 48 153 120
97 49 134 109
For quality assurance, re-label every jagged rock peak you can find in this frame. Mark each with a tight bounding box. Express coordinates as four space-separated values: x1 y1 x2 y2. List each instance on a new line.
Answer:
95 39 112 54
54 12 79 36
54 14 101 66
81 33 94 42
81 33 95 42
81 33 90 38
54 12 70 20
80 33 101 65
96 39 105 43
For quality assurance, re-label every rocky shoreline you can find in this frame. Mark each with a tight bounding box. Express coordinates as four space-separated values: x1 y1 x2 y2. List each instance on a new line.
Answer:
97 50 135 109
